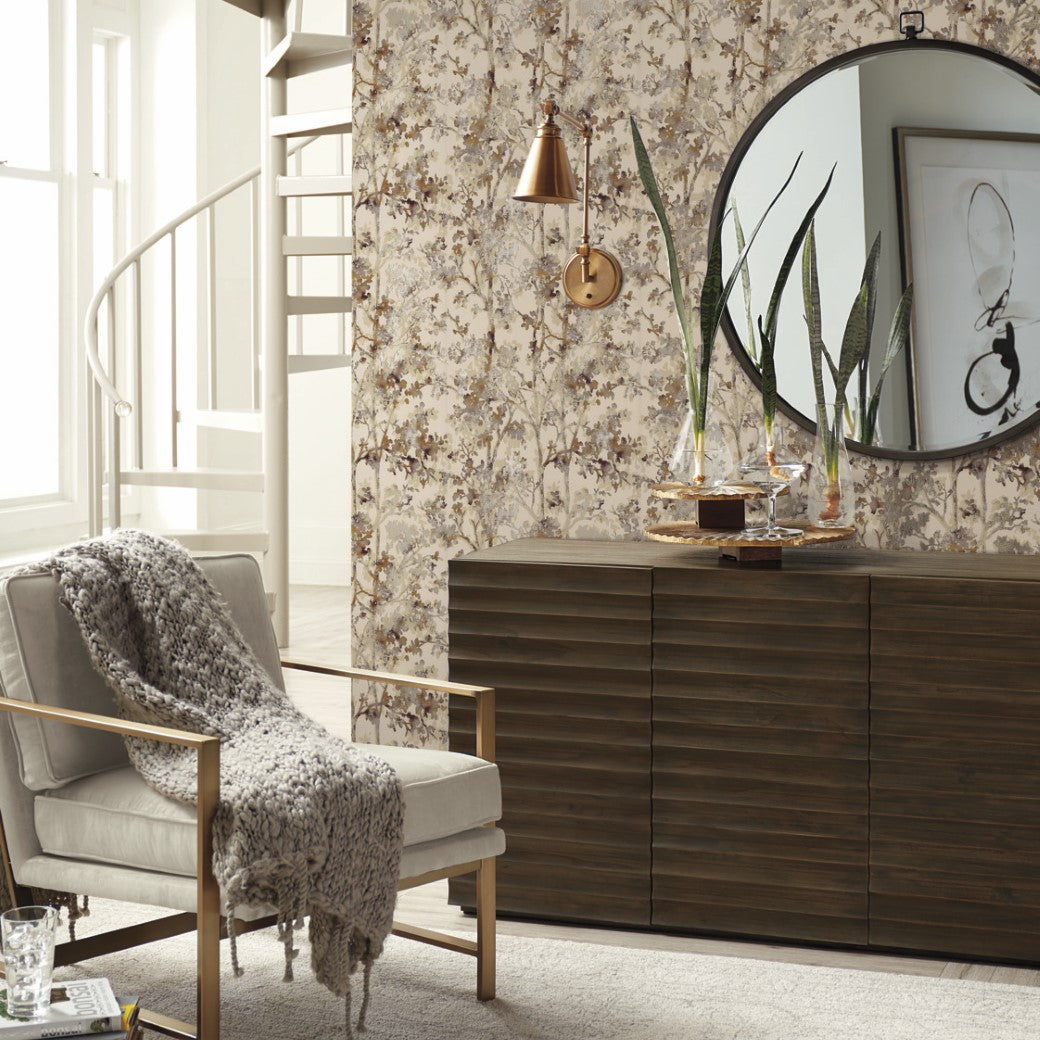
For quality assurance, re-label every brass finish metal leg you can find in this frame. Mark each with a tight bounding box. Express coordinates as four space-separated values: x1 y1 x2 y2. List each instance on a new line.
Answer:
475 857 496 1001
196 738 221 1040
55 914 198 966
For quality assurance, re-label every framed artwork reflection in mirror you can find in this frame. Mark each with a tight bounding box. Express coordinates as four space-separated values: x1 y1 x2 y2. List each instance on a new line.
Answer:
897 127 1040 449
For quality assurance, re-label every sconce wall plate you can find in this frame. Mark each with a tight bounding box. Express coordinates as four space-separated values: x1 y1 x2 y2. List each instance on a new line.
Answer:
563 248 623 309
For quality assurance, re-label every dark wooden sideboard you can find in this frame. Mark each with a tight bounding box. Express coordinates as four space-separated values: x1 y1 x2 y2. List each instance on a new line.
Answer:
447 539 1040 964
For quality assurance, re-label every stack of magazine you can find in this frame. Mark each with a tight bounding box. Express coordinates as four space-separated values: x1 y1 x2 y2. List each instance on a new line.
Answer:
0 979 140 1040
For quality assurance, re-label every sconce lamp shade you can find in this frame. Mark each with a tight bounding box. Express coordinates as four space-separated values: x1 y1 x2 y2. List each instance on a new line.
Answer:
513 123 579 204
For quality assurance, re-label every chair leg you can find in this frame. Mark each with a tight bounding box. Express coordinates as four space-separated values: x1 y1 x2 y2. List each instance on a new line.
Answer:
197 899 221 1040
475 857 496 1001
195 740 221 1040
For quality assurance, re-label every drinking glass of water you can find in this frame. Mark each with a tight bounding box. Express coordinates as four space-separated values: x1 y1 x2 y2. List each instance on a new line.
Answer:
1 906 58 1018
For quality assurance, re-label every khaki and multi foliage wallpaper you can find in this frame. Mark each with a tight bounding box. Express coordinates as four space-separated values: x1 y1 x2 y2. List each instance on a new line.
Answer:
351 0 1040 746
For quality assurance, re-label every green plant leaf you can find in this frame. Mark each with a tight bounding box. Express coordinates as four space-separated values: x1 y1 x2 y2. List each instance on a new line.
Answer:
802 220 828 431
758 314 777 430
855 233 883 418
697 229 725 432
630 116 698 415
836 282 871 413
731 199 758 366
763 164 835 349
631 118 799 435
704 154 803 355
755 165 835 433
693 152 802 433
862 282 914 445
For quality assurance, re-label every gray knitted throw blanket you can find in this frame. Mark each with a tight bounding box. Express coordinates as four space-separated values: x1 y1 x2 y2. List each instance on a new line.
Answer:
39 530 403 1036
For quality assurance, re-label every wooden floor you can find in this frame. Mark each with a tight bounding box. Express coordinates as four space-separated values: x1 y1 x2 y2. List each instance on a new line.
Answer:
284 584 1040 990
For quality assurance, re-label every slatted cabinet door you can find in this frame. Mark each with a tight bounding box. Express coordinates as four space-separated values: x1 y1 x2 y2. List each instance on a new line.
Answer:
652 566 870 945
870 576 1040 961
448 559 653 925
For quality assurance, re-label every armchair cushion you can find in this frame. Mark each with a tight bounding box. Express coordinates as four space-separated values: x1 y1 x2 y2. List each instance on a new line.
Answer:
34 745 501 878
0 554 283 792
0 572 130 790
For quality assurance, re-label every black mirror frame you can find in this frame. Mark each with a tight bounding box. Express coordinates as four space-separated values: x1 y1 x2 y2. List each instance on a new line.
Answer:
710 36 1040 461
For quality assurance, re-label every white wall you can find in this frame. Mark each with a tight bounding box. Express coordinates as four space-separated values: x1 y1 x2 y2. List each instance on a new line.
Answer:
137 0 200 530
143 0 350 586
284 0 351 586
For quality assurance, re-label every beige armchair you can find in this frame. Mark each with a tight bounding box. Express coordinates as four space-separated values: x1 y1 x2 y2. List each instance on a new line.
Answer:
0 554 502 1040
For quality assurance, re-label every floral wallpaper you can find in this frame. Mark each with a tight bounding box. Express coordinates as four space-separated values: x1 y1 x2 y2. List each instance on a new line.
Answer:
351 0 1040 746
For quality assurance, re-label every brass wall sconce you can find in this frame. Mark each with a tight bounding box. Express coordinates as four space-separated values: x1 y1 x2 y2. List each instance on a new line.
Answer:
513 98 623 309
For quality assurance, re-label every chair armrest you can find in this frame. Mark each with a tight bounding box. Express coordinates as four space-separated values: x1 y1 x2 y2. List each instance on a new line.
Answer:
0 696 220 916
0 695 217 750
280 658 496 762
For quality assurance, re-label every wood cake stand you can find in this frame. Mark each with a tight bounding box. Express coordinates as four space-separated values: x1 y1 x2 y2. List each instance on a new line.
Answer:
646 482 855 565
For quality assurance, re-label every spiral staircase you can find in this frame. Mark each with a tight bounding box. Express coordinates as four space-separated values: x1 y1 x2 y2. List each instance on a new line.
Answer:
84 0 350 644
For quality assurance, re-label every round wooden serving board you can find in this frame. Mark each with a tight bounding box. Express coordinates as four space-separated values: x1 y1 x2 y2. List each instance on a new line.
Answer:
651 481 767 501
644 521 856 548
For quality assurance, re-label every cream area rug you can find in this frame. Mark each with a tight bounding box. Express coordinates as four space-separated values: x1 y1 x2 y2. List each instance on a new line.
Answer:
63 903 1037 1040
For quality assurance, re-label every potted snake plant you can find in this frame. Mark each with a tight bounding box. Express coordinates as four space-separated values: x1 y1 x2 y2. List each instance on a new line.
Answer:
803 226 914 523
630 117 801 484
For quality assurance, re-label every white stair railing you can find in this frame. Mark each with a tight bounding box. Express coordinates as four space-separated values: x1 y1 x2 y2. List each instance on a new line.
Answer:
82 133 328 534
87 0 352 645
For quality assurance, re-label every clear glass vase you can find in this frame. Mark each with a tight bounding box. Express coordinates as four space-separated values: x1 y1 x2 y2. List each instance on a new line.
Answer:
669 409 735 487
808 400 855 528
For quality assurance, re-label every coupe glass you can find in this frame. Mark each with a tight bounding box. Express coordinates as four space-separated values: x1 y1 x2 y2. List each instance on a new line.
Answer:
738 436 806 539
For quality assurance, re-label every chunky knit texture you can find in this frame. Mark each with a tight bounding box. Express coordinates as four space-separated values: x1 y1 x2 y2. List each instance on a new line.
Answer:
38 530 404 1032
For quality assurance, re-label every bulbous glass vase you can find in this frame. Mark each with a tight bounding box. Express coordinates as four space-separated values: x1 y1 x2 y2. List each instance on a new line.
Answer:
669 409 735 488
808 401 855 528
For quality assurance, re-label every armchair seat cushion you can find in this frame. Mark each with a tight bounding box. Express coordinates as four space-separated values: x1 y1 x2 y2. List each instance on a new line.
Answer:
34 745 501 879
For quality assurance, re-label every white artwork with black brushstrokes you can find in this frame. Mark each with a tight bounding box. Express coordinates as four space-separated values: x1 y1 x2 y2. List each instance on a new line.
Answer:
908 150 1040 448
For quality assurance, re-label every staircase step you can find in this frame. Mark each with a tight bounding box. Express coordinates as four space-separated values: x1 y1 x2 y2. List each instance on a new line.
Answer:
287 295 353 316
166 530 271 553
277 175 352 197
270 109 351 138
282 235 353 256
177 408 263 434
119 468 264 492
219 0 261 15
288 354 352 374
264 32 352 78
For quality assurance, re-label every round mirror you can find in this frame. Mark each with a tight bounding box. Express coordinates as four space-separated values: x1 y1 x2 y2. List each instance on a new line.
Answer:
713 38 1040 459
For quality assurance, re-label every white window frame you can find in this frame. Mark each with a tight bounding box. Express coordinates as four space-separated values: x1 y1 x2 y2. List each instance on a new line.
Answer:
0 0 137 552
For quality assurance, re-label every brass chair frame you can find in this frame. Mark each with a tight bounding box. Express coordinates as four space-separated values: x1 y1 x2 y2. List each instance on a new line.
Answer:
0 661 496 1040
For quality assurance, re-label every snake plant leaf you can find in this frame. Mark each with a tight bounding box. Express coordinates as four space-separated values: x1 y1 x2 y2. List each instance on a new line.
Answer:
802 221 827 430
757 164 835 433
731 200 758 365
758 314 777 431
855 233 883 412
694 152 802 432
630 117 698 412
837 282 871 409
704 153 803 357
762 164 836 350
862 282 914 445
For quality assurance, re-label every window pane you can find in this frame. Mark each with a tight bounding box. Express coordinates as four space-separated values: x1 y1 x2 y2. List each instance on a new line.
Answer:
0 179 60 500
93 186 114 284
93 41 108 177
0 1 51 170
